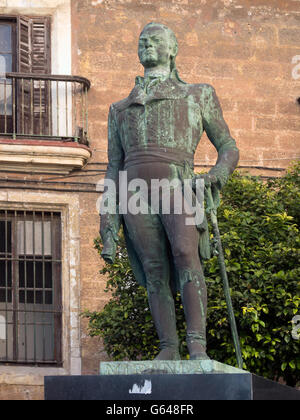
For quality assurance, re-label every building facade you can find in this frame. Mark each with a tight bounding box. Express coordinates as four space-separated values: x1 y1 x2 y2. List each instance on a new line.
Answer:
0 0 299 399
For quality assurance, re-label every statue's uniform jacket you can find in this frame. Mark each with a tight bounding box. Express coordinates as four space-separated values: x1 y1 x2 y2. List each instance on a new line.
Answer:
104 71 239 291
108 74 237 158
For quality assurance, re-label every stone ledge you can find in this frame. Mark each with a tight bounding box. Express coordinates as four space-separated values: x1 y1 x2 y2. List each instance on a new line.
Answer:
0 139 92 174
100 359 246 375
0 366 67 386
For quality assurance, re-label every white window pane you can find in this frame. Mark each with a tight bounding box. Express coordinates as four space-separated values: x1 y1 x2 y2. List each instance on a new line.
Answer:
0 24 11 53
0 54 12 75
0 83 12 115
0 55 5 75
0 315 6 340
18 221 52 255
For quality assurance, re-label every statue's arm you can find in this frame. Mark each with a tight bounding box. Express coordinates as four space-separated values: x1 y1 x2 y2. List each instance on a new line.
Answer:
100 104 124 264
201 85 239 190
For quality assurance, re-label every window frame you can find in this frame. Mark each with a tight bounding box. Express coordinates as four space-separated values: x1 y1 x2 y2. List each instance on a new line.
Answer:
0 14 52 137
0 17 17 71
0 18 17 134
0 210 62 367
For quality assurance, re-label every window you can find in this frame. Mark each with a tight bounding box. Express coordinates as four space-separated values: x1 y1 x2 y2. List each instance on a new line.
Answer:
0 19 16 134
0 16 51 136
0 14 90 146
0 210 62 365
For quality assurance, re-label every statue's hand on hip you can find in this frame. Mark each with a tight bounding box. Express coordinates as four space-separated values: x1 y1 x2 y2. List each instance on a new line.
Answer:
192 173 218 190
192 173 221 212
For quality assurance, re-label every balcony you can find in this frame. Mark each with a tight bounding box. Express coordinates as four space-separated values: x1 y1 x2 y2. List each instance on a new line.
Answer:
0 73 92 174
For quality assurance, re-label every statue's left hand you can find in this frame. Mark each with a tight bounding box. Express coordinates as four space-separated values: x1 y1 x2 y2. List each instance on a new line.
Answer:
192 173 218 190
192 173 221 211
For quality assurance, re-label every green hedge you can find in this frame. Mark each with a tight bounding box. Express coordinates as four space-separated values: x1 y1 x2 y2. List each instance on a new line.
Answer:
83 162 300 387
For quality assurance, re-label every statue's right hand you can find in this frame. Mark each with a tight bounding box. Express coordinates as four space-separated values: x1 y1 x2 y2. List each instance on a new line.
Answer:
99 213 120 264
100 213 120 243
101 231 117 265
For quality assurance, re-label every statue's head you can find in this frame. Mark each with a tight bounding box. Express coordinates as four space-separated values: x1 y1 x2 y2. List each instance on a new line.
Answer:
138 22 178 71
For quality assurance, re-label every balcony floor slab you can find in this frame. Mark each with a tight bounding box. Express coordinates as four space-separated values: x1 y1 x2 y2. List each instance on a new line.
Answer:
0 138 92 174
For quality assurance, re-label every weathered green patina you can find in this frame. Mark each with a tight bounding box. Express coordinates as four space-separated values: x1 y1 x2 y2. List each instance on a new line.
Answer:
100 22 239 361
100 360 246 375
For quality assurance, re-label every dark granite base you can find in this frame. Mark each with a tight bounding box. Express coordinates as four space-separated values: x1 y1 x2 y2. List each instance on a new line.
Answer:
44 373 300 401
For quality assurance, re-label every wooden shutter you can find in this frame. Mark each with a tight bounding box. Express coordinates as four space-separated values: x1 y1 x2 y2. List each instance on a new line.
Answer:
31 17 51 74
18 16 32 73
17 16 51 135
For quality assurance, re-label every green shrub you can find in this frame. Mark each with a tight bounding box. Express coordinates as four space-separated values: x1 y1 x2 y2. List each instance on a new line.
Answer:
83 162 300 386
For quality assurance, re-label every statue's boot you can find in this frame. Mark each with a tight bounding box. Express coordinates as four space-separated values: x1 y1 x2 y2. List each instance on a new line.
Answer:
147 290 180 361
179 269 210 361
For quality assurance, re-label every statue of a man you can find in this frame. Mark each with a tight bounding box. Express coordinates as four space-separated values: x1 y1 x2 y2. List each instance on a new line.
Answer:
100 22 239 361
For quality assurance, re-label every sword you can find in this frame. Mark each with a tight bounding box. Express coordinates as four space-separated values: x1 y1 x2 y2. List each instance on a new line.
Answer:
206 185 244 369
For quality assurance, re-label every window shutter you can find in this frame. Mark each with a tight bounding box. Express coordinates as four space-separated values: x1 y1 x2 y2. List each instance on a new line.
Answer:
31 17 51 75
17 16 51 135
18 16 32 73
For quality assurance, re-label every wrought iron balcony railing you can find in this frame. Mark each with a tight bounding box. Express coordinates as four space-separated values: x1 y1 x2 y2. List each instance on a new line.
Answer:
0 73 90 144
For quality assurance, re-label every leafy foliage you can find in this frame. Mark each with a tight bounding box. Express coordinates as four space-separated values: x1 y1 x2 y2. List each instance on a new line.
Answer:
83 162 300 386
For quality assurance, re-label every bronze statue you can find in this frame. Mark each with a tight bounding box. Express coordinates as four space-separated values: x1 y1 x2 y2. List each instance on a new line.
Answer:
100 22 239 361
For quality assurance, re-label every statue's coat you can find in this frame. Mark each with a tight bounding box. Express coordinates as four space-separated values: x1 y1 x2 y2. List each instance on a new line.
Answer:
104 70 239 291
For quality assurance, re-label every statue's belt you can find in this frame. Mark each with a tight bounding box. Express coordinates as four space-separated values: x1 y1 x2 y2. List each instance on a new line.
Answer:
124 144 194 170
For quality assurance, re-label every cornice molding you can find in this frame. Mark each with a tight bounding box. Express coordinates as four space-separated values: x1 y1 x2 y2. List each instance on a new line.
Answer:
0 140 92 174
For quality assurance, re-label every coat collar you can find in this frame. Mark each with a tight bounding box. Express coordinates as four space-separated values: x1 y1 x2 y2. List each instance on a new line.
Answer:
116 69 189 110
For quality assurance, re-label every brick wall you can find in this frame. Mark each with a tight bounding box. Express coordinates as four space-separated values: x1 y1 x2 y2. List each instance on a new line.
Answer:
73 0 300 178
0 0 299 400
72 0 300 374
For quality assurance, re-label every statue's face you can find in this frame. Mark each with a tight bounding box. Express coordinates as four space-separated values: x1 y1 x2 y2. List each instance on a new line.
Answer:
138 25 173 69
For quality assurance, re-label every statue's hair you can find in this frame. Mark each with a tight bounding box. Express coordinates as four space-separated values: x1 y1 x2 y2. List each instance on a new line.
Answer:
140 22 178 70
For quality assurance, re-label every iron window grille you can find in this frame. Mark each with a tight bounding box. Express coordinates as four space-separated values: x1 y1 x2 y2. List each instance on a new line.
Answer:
0 210 62 366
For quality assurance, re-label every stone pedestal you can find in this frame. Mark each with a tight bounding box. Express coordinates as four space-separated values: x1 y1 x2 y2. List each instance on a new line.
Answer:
99 359 245 375
44 360 300 400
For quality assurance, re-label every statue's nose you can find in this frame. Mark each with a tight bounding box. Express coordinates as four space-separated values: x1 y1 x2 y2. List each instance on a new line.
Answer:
145 39 153 48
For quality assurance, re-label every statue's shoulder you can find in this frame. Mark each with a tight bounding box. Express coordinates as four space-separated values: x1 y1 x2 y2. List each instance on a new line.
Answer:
168 71 215 97
166 79 212 102
109 97 130 113
183 82 215 97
